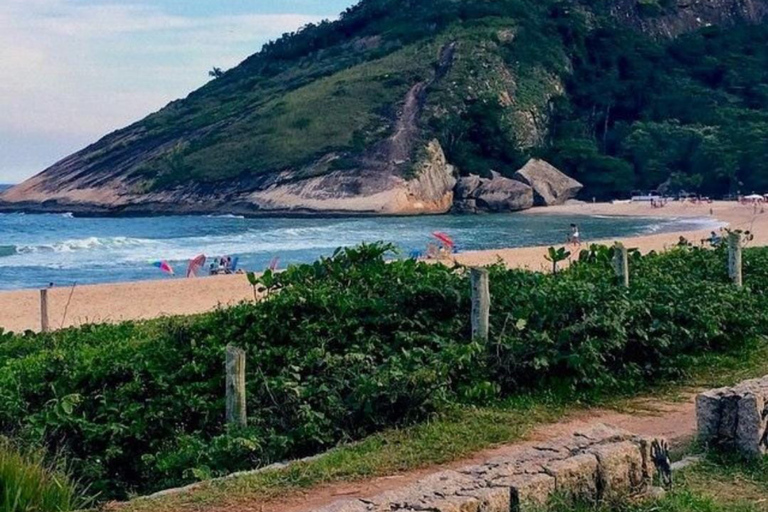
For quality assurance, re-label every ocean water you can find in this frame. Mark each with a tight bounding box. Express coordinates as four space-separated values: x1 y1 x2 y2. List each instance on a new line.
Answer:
0 212 721 290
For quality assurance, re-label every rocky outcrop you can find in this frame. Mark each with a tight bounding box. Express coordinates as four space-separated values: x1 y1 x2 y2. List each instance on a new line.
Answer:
0 141 456 217
311 424 663 512
696 374 768 458
246 140 456 215
454 172 534 213
513 159 583 207
610 0 768 38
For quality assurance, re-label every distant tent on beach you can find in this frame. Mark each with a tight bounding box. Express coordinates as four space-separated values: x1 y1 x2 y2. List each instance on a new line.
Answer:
152 260 175 275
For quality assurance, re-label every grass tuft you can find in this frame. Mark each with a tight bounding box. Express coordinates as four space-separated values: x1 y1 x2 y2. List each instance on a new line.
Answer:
0 439 89 512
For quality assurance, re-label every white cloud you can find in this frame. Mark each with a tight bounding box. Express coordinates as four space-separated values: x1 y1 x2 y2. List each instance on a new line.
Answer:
0 0 332 181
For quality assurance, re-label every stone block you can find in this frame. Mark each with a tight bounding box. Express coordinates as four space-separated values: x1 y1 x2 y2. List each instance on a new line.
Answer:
589 441 646 501
544 453 599 502
697 376 768 458
718 392 740 442
631 436 656 483
696 390 723 444
460 487 511 512
736 392 768 457
492 473 555 512
418 495 480 512
314 499 370 512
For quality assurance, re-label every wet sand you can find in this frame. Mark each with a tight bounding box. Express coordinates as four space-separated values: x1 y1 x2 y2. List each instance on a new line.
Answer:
1 201 763 333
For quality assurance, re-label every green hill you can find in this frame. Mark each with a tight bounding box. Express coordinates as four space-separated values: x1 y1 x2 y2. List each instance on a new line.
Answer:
2 0 768 214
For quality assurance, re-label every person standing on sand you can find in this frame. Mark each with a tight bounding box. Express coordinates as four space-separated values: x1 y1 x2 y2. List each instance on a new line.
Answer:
568 224 581 247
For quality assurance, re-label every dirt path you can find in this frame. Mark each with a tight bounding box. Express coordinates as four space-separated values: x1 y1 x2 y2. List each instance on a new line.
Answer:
203 395 696 512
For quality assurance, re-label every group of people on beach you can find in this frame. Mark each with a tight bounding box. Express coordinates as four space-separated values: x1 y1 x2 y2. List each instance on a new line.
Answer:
209 256 235 275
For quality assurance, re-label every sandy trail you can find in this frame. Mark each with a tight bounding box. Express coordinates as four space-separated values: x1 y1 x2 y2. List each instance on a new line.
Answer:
1 200 765 333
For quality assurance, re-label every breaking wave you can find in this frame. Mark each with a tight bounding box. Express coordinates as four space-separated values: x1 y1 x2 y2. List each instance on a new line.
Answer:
14 237 157 254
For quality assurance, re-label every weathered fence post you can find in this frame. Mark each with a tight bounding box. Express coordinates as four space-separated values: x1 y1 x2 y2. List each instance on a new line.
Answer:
470 268 490 342
613 243 629 288
225 345 247 427
728 232 743 288
40 289 49 333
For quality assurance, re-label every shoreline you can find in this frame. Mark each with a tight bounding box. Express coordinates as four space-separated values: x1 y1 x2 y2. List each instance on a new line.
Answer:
0 201 762 333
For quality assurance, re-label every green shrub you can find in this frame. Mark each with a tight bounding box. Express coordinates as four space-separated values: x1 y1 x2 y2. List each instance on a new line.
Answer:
0 440 88 512
0 243 766 499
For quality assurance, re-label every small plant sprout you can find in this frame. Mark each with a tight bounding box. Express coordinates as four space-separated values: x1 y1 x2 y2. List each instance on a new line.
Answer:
545 246 571 274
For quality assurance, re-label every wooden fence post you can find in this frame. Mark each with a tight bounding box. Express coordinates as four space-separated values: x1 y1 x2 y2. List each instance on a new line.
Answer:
613 243 629 288
40 289 49 333
728 232 743 288
471 268 490 342
225 345 247 427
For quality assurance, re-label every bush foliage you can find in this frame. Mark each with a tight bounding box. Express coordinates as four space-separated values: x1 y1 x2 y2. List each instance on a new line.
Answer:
1 243 767 499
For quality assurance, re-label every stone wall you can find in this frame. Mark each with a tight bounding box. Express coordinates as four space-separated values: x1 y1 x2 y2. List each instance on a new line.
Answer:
313 424 662 512
696 375 768 458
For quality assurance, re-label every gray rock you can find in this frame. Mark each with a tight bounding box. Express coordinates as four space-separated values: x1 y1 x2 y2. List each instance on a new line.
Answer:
513 159 583 206
696 375 768 458
460 487 511 512
455 174 483 199
544 453 599 502
454 172 533 213
589 441 646 501
718 392 741 442
309 425 662 512
314 499 370 512
696 389 725 445
475 172 534 213
492 473 555 512
736 392 768 457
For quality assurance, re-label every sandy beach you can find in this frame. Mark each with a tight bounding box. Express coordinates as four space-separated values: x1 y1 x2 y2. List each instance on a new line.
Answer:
1 200 764 333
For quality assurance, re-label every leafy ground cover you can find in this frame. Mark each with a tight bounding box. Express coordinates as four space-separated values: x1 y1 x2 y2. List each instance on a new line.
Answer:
1 243 768 501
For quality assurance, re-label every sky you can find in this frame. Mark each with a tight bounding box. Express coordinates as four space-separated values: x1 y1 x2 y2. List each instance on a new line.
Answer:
0 0 356 183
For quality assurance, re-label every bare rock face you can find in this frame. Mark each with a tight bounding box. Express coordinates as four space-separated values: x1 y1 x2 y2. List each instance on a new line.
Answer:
609 0 768 39
404 139 458 213
454 172 534 213
513 159 583 207
696 375 768 457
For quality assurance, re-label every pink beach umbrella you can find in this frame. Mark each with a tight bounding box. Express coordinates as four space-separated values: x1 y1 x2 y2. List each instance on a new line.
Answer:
186 254 206 278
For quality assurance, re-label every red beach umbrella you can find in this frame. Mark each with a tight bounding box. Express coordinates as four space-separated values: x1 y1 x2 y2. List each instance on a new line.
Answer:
432 231 455 248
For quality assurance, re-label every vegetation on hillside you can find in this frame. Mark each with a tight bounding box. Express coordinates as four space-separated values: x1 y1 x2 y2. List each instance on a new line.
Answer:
1 242 767 499
545 23 768 199
42 0 768 201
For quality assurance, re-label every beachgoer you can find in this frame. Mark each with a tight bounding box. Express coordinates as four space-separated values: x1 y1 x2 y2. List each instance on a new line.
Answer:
426 242 439 260
568 224 581 246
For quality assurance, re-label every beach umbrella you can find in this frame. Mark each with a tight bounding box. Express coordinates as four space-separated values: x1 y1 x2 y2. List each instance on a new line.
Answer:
432 231 455 248
152 260 175 275
186 254 206 278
